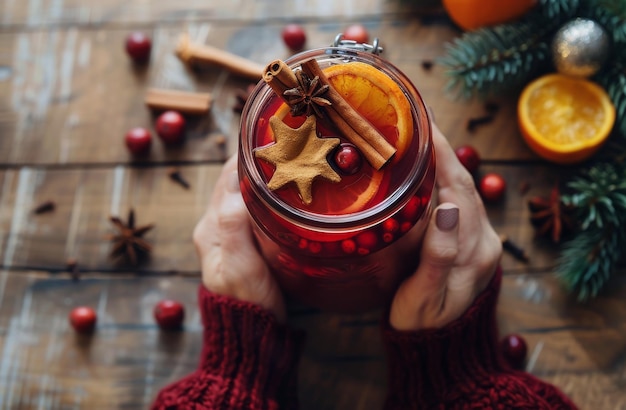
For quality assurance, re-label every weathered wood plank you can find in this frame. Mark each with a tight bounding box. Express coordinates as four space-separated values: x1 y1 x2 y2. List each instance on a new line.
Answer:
0 163 566 273
0 270 623 409
0 18 540 166
0 0 436 28
0 165 222 272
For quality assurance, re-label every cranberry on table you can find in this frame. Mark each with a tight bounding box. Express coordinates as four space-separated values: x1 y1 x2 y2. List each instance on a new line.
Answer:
501 333 528 369
69 306 97 333
343 24 369 44
125 127 152 155
333 143 362 175
281 24 307 50
455 145 481 173
155 111 186 144
125 32 152 64
479 173 506 202
154 299 185 330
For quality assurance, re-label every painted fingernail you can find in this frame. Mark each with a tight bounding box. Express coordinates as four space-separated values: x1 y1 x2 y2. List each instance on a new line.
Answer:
226 171 240 193
436 207 459 231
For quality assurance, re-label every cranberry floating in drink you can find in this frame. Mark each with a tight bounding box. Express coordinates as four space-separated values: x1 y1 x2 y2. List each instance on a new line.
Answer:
238 37 435 312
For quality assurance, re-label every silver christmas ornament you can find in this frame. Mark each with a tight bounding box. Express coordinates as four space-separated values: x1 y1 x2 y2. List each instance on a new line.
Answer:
552 18 610 78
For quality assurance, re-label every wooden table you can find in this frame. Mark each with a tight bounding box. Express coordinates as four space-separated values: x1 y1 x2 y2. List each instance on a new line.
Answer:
1 1 624 408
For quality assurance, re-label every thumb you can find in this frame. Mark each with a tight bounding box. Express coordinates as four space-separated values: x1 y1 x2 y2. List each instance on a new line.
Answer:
217 170 255 257
389 203 460 330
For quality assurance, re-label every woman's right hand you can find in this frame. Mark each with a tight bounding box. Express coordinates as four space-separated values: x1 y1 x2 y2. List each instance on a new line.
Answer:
389 122 502 331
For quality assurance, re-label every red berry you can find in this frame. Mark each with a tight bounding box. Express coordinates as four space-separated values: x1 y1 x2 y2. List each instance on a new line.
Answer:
155 111 186 144
479 173 507 202
69 306 97 333
154 300 185 330
333 143 362 175
343 24 369 44
356 231 378 250
382 218 400 233
281 24 306 50
400 196 422 221
455 145 481 173
125 127 152 155
501 333 528 369
125 32 152 64
308 241 322 254
400 221 413 233
341 239 357 254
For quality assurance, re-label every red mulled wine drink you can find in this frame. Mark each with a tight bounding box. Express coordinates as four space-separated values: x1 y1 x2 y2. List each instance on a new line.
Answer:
239 46 434 312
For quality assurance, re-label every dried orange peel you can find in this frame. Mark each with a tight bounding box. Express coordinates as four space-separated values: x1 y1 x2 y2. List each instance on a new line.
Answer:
518 74 615 164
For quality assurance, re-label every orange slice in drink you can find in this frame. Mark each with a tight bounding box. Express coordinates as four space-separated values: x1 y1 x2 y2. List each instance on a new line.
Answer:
518 74 615 164
324 62 413 163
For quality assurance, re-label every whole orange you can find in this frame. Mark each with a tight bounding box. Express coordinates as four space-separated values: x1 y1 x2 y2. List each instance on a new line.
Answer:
442 0 537 31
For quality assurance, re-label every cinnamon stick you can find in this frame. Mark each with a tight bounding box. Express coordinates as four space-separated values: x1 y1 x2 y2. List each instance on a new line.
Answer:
176 34 264 81
145 89 212 114
301 59 396 169
263 60 299 101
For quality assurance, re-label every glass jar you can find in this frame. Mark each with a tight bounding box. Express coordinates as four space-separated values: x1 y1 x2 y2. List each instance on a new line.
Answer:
238 46 435 313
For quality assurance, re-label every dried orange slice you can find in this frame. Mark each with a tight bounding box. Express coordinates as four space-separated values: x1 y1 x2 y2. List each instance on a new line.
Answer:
518 74 615 164
323 62 413 163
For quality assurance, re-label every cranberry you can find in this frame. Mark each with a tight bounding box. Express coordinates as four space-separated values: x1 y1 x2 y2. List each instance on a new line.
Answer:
455 145 481 174
501 333 528 369
343 24 369 44
125 127 152 155
155 111 186 145
341 239 357 254
333 143 363 175
356 231 378 251
308 241 322 254
125 32 152 64
400 196 422 221
281 24 306 50
154 300 185 330
382 218 400 233
69 306 97 333
479 173 507 202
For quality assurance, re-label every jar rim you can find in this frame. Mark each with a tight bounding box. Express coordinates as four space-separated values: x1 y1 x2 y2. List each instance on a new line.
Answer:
239 47 433 231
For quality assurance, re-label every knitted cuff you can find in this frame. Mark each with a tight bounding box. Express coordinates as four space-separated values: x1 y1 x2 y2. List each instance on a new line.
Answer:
198 286 304 403
383 268 504 404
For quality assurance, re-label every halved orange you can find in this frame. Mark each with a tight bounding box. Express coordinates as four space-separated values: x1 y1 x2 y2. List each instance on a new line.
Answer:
518 74 615 164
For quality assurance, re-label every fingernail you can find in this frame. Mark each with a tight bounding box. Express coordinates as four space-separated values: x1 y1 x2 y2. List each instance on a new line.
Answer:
436 207 459 231
226 171 240 193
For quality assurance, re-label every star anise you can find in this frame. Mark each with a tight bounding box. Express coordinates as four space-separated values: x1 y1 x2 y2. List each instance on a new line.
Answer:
283 70 331 118
528 185 576 243
107 209 154 265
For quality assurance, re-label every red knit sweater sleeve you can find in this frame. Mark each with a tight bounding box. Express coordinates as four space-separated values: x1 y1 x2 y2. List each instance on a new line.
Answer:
151 285 304 410
383 268 578 409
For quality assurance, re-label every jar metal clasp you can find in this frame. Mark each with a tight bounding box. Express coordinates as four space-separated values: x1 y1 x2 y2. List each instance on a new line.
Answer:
332 33 383 55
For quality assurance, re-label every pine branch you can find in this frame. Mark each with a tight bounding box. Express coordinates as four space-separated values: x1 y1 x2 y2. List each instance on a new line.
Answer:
563 162 626 229
556 225 623 300
558 161 626 299
439 20 554 98
538 0 581 22
583 0 626 44
596 61 626 138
